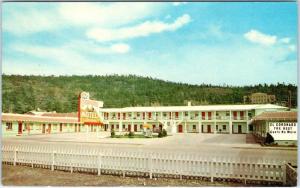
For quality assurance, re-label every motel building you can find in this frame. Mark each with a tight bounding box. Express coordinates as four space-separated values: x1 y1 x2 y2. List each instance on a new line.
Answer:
99 104 289 135
252 111 297 146
1 112 86 137
1 92 295 141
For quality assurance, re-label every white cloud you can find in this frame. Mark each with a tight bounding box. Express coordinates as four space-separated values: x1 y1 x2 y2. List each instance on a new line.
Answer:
3 3 164 36
58 2 162 27
288 45 296 52
110 43 130 53
173 2 187 6
244 30 277 46
279 37 291 44
3 6 62 35
10 41 131 69
87 14 191 42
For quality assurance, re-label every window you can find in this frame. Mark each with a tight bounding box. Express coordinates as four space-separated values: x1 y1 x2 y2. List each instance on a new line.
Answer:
140 124 143 129
185 112 188 116
216 125 218 130
223 125 226 130
216 112 219 116
6 122 12 131
226 112 230 116
193 125 196 130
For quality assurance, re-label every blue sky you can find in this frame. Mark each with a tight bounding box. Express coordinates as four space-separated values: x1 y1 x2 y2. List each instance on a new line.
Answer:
2 2 298 86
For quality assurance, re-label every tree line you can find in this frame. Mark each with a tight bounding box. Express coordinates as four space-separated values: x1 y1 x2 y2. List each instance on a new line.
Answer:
2 74 297 114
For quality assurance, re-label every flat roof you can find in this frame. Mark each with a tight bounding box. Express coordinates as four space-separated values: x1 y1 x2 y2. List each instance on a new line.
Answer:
2 113 80 124
99 104 287 112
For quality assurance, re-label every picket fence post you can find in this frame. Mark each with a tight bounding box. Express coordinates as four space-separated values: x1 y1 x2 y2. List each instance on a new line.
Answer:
210 158 214 183
51 150 56 171
13 148 18 166
98 154 102 176
148 153 152 179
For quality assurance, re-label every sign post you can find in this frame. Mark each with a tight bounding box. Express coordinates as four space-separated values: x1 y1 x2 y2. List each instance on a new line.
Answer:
78 92 104 138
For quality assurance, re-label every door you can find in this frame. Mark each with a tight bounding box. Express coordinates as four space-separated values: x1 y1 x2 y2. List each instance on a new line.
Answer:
117 113 120 120
238 125 242 134
27 124 30 134
111 124 114 130
48 124 51 134
240 111 244 120
42 124 46 134
75 124 77 132
148 112 152 119
175 112 179 119
60 123 63 132
207 125 211 133
18 122 22 134
202 112 205 120
178 124 183 133
134 124 137 132
208 112 212 120
128 124 131 132
233 111 237 120
159 124 163 131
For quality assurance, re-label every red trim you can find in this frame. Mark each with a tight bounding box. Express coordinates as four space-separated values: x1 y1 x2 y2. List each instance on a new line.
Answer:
84 122 103 125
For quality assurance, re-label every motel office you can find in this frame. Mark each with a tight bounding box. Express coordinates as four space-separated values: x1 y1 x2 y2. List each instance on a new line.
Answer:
2 103 288 136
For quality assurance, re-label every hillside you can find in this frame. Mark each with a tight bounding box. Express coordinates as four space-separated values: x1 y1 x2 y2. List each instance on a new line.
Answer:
2 75 297 114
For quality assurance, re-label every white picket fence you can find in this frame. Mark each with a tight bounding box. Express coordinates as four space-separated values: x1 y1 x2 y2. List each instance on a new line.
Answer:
2 143 295 184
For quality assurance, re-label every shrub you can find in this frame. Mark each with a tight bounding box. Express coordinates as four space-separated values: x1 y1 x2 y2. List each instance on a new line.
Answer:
111 130 115 138
128 131 135 138
162 129 167 137
265 132 274 144
158 131 163 138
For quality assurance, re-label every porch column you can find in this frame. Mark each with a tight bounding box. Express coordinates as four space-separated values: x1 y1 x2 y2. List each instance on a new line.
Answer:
229 122 232 134
198 121 201 133
131 121 134 132
184 121 187 133
214 122 217 134
229 110 232 134
119 122 122 132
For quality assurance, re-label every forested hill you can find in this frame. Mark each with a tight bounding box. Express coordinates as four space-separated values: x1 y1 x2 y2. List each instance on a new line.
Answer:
2 75 297 114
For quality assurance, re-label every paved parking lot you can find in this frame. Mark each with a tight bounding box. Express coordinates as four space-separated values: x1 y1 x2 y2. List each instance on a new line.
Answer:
4 132 255 147
3 132 297 164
